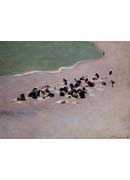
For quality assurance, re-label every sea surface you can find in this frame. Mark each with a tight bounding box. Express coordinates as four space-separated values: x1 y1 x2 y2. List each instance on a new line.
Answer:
0 41 102 76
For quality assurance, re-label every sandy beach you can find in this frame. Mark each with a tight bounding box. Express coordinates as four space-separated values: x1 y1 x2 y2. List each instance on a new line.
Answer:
0 41 130 138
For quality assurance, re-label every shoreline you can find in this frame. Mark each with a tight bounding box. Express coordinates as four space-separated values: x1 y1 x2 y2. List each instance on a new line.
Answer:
0 42 102 78
0 42 103 78
0 58 101 78
13 58 102 77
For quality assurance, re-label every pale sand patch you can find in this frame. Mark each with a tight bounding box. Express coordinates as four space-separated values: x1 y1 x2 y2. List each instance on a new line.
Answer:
0 42 130 138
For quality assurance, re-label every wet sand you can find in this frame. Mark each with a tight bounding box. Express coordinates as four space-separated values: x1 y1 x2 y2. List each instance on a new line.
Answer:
0 41 130 138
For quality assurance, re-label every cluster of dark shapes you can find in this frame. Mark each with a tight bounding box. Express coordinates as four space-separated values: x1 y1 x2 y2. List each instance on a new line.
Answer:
59 74 99 99
17 86 55 101
60 78 87 99
17 70 115 101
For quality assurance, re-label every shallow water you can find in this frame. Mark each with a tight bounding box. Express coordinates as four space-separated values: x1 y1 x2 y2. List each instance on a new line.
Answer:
0 41 102 76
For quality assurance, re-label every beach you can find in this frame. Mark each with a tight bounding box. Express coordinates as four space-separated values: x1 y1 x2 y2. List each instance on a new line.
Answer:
0 41 130 138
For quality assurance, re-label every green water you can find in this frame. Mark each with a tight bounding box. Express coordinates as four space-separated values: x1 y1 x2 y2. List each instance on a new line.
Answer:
0 41 102 76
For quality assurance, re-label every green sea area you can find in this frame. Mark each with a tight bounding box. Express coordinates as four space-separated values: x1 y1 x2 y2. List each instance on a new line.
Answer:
0 41 102 76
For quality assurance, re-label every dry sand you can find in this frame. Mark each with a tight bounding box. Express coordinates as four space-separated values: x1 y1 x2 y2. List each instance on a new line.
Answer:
0 41 130 138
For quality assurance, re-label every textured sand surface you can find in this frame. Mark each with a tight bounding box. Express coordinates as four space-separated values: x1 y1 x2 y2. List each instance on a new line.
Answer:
0 42 130 138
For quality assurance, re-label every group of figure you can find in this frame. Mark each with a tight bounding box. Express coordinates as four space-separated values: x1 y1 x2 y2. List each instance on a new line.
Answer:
17 86 55 101
17 70 115 102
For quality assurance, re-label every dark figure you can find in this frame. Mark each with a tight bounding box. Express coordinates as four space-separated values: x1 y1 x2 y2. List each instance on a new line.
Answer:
70 83 74 90
109 70 113 75
45 88 50 93
102 51 105 56
63 86 68 93
95 73 100 79
111 80 115 87
63 78 68 85
85 78 88 83
92 77 97 81
48 93 55 97
59 87 68 93
44 88 55 98
68 89 77 97
72 92 78 98
28 88 40 99
82 87 87 94
59 91 65 96
101 82 107 86
74 80 81 88
87 81 95 87
68 90 73 96
80 76 85 81
71 89 77 94
78 90 86 99
17 93 26 101
59 87 64 92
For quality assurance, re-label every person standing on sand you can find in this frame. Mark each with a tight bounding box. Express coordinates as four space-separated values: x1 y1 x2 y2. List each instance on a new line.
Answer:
63 78 68 85
109 70 113 75
111 80 115 87
102 51 105 56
